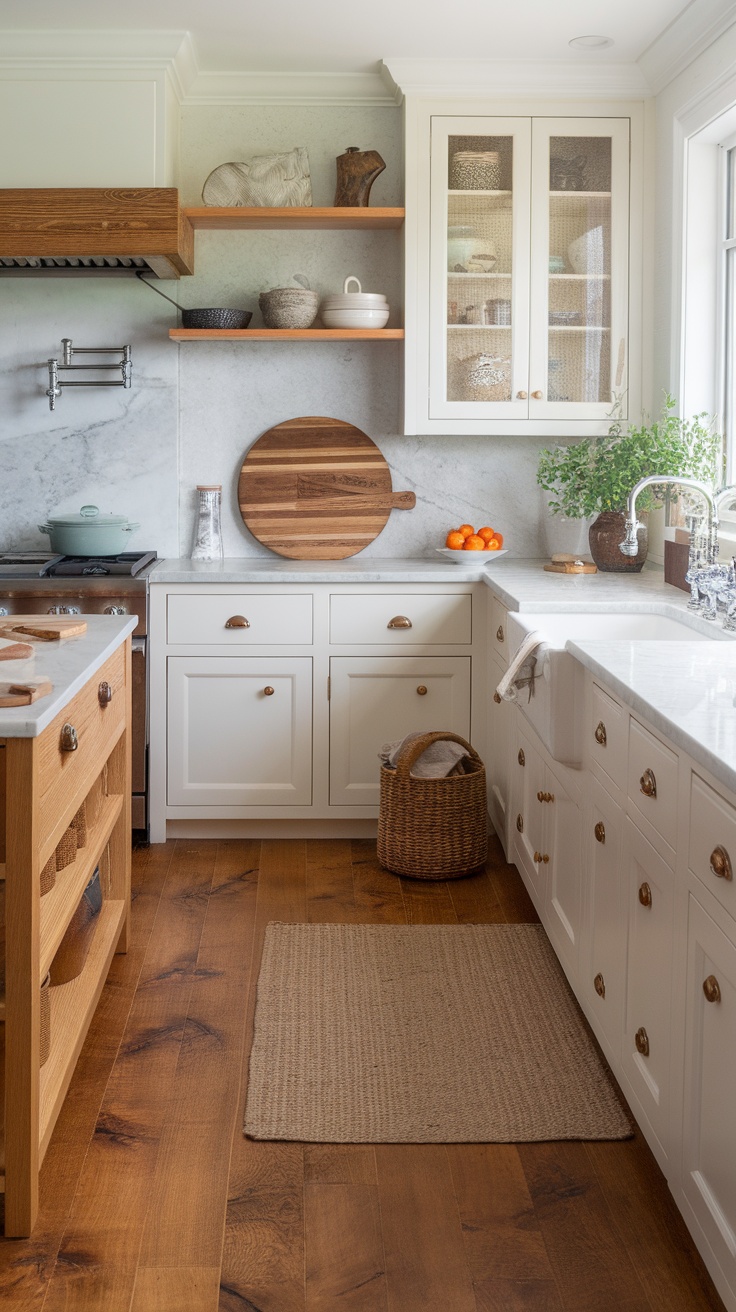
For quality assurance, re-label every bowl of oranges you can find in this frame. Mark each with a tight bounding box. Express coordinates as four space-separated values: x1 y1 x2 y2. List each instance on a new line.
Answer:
437 523 507 564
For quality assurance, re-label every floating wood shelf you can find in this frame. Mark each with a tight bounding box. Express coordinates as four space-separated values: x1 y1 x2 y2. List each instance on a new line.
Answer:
169 327 404 342
183 205 404 230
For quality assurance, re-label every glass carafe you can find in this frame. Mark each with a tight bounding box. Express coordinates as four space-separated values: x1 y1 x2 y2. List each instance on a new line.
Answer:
191 485 224 561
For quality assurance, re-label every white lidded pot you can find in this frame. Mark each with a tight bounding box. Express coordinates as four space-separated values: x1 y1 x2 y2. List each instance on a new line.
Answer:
321 276 389 327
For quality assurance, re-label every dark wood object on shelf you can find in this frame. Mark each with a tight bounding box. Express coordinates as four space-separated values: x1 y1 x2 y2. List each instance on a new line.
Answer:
334 148 386 206
664 539 691 593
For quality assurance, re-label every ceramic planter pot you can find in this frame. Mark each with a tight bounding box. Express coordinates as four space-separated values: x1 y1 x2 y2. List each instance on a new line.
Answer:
588 510 647 572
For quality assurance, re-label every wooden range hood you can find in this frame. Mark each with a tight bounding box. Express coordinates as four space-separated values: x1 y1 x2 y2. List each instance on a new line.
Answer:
0 188 194 278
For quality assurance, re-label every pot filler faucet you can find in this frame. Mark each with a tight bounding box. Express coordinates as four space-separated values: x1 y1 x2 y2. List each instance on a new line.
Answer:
46 338 132 410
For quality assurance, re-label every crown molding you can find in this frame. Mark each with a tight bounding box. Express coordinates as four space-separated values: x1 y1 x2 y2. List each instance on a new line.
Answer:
0 30 198 101
381 57 651 100
637 0 736 94
182 69 395 105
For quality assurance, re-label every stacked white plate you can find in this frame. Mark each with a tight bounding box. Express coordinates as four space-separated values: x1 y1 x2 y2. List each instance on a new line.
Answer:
320 276 390 329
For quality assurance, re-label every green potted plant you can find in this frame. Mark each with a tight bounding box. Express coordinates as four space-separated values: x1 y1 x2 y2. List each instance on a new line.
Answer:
536 396 723 571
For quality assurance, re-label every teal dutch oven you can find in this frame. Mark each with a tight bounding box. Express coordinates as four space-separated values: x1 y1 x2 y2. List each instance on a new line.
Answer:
38 504 139 555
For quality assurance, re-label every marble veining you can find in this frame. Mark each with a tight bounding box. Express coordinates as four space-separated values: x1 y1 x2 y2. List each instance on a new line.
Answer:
0 616 136 737
149 556 493 583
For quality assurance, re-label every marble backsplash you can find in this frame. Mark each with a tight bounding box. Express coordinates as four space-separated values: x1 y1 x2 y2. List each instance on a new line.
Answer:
0 102 548 562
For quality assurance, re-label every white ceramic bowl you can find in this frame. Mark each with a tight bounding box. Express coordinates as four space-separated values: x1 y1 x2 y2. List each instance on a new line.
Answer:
322 293 388 308
436 547 508 565
321 307 390 329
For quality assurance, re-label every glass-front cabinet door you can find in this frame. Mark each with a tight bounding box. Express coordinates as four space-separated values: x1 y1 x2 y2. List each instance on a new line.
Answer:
421 114 631 433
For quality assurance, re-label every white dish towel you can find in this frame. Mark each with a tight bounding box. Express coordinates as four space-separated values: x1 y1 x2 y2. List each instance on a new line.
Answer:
495 630 547 703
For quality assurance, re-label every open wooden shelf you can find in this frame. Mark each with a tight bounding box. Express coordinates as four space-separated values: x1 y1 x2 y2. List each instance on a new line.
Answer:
183 205 404 230
39 793 123 980
169 327 404 342
38 898 125 1161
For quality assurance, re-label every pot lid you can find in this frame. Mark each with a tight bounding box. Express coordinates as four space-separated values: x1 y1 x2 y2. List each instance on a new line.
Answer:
46 504 132 528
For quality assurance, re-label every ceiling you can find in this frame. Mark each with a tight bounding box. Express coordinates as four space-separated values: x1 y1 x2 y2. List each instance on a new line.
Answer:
0 0 701 75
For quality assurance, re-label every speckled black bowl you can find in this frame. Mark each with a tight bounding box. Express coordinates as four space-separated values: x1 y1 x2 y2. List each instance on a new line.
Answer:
181 308 252 329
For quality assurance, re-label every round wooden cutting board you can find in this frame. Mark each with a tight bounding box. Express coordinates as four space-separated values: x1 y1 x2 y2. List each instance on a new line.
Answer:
238 416 415 559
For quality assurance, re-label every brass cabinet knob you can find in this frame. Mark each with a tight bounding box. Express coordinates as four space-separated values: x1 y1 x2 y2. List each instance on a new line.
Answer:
640 768 657 798
225 615 250 629
710 845 733 881
537 790 545 802
534 850 542 863
638 882 653 908
496 624 505 642
594 973 606 998
516 813 524 833
416 685 428 695
537 791 554 803
387 615 412 629
594 821 606 844
60 723 78 752
703 975 722 1004
635 1027 650 1057
98 681 113 706
518 748 525 766
594 721 607 746
516 390 528 400
263 686 275 696
531 389 544 400
534 852 550 864
493 691 502 704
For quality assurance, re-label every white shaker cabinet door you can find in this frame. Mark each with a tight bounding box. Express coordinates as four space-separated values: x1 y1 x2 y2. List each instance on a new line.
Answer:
584 776 627 1059
544 761 582 982
167 657 312 806
329 656 471 806
682 894 736 1306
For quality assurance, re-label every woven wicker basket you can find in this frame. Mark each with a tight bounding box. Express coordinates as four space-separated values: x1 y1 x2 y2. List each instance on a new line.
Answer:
40 972 51 1067
71 800 87 849
377 731 487 880
40 852 56 896
54 824 78 872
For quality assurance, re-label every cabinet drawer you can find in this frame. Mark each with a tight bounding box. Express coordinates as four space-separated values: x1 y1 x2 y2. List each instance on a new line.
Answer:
37 644 126 859
589 682 627 789
330 593 471 645
627 719 678 852
489 597 508 660
167 593 312 645
689 773 736 921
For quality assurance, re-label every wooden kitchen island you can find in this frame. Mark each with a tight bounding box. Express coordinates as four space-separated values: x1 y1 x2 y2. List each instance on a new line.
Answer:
0 616 135 1235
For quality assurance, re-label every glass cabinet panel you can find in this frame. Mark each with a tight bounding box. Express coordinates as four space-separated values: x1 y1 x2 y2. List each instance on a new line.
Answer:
547 135 612 405
446 134 515 404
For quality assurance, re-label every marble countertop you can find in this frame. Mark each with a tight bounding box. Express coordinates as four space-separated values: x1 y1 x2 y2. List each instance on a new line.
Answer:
149 557 492 583
0 615 136 737
478 557 693 611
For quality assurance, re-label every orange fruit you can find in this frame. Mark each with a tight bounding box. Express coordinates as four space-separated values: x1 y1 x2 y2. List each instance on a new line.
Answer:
445 530 466 550
490 532 504 548
485 538 501 551
477 526 495 543
463 534 486 550
458 523 475 538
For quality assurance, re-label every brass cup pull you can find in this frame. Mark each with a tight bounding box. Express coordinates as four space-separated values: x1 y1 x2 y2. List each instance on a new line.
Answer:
594 973 606 998
518 748 525 767
638 882 653 908
710 845 733 881
516 813 524 833
98 681 113 706
635 1027 650 1057
640 768 657 798
263 686 275 696
594 721 607 746
416 685 428 696
594 821 606 844
60 723 78 752
387 615 412 629
493 691 502 704
225 615 250 629
531 389 544 400
703 975 722 1004
496 624 505 642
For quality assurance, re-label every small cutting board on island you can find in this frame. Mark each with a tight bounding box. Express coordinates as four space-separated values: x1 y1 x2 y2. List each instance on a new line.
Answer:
238 415 415 559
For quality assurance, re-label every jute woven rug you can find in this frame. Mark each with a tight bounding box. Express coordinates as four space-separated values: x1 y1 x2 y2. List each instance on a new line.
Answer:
244 922 632 1143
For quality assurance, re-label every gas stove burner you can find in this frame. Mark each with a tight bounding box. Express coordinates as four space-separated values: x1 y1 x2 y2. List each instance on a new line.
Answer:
48 551 157 577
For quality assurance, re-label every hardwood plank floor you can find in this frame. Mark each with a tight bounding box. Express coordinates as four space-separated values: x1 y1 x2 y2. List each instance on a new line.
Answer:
0 836 726 1311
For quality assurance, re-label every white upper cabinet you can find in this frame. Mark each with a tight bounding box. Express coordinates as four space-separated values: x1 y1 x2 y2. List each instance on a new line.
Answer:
404 103 641 436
